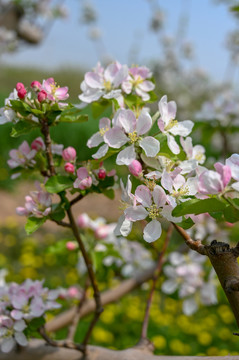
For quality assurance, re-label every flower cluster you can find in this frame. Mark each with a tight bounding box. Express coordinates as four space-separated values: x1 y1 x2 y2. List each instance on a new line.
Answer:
79 62 155 107
0 280 60 353
162 251 218 315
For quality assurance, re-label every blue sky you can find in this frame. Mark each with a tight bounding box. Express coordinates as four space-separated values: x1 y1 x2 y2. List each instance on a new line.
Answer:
1 0 237 81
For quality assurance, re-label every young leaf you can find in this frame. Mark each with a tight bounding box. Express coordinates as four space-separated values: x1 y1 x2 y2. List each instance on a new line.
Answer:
45 175 73 194
11 120 39 137
172 198 226 217
59 107 88 123
25 217 46 235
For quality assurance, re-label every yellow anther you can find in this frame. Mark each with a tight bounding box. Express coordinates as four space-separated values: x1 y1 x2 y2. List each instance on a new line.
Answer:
172 185 189 198
128 131 139 143
147 204 160 220
104 80 111 91
165 119 178 131
195 153 203 162
145 179 156 191
119 201 129 211
99 127 109 136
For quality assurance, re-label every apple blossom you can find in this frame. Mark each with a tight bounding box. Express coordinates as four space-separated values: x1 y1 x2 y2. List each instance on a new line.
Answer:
198 162 232 195
122 66 155 101
31 137 45 151
8 141 37 170
42 77 69 102
73 167 93 190
62 146 77 162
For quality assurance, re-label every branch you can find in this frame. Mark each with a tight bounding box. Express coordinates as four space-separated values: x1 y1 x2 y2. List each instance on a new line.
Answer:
66 208 103 348
46 266 157 333
141 225 172 339
70 194 83 207
1 339 238 360
51 219 71 228
172 223 206 255
41 120 55 177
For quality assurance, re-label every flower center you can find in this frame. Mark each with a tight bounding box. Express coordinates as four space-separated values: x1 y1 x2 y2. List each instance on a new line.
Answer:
172 185 189 198
147 204 160 219
145 179 156 191
194 152 204 162
165 119 178 131
104 80 112 91
99 126 109 136
50 82 60 94
128 131 139 143
131 76 143 87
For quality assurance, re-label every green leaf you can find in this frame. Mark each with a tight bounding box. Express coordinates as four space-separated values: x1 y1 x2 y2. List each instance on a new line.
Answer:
176 217 195 230
50 206 65 221
224 205 239 223
45 175 73 193
10 100 32 116
231 5 239 12
11 120 39 137
25 217 46 235
172 198 226 217
28 317 46 331
102 188 115 199
92 100 111 118
59 107 88 123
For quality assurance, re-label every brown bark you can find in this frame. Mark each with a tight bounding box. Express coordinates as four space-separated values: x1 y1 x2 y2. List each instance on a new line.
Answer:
46 266 157 332
0 340 237 360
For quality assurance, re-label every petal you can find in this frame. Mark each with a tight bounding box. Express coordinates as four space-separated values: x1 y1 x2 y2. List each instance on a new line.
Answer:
167 134 180 154
76 167 88 180
139 137 160 157
226 154 239 181
14 320 26 332
153 185 167 207
179 159 197 174
143 219 162 243
169 120 194 137
136 111 152 135
138 80 155 92
99 117 111 129
85 72 103 88
117 110 136 133
104 127 128 148
124 205 148 221
161 170 173 192
114 215 132 237
92 144 108 159
87 132 103 148
161 205 182 223
15 332 28 347
116 145 136 165
135 185 152 207
161 279 178 294
182 298 198 315
1 337 15 353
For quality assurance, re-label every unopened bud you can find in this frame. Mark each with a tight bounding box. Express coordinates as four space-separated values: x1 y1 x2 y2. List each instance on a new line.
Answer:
129 160 142 177
64 162 75 174
17 88 27 99
66 241 77 251
31 137 45 151
31 80 42 91
62 147 77 162
38 90 47 103
16 82 25 91
98 168 106 180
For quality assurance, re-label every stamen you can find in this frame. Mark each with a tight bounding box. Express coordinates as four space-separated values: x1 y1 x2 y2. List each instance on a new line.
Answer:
147 204 160 219
128 131 139 143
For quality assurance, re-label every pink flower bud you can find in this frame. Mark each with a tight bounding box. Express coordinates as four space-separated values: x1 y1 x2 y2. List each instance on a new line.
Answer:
18 87 27 99
95 225 110 239
64 162 75 174
38 90 47 103
79 176 92 190
98 169 106 180
129 160 142 177
68 286 80 298
66 241 77 251
62 147 77 162
77 213 91 228
16 82 25 91
31 80 42 91
31 137 45 151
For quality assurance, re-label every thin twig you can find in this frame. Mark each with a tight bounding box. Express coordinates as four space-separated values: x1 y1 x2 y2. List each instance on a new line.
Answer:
70 194 83 206
173 223 206 255
51 219 71 228
67 279 90 342
38 326 84 352
140 224 173 340
41 119 55 177
67 208 103 349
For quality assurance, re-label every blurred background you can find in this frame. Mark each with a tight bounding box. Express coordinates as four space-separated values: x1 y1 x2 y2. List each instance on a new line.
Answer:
1 0 239 356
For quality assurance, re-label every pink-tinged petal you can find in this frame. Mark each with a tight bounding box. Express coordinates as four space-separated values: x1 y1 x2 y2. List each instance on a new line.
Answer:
85 72 103 88
143 219 162 243
169 120 194 137
112 65 128 87
173 174 185 191
135 185 152 207
99 117 111 129
76 167 88 180
198 170 223 194
104 127 128 148
12 293 28 309
104 63 119 83
117 110 136 134
55 87 69 100
167 101 177 119
157 118 165 132
92 144 108 159
121 79 132 94
16 207 29 216
116 145 136 166
153 185 167 207
185 177 198 196
15 332 28 347
167 134 180 154
226 154 239 181
10 310 23 320
214 162 231 187
136 111 152 135
139 137 159 157
87 132 103 148
179 159 197 174
79 88 104 103
19 141 31 155
135 87 150 101
145 171 162 179
138 80 155 92
180 136 193 158
161 170 173 192
125 205 148 221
